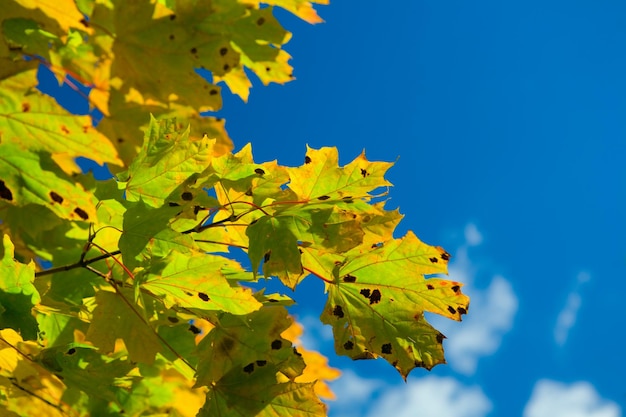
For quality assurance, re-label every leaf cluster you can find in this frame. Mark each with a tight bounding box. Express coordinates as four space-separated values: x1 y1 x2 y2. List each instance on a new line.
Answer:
0 0 469 416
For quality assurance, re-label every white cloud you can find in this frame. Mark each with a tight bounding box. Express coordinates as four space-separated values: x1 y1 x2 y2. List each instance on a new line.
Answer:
524 379 622 417
363 376 492 417
554 272 591 346
430 224 518 375
328 369 386 417
296 314 334 352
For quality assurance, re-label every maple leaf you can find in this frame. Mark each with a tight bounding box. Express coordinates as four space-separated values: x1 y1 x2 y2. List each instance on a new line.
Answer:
0 235 39 340
320 231 469 378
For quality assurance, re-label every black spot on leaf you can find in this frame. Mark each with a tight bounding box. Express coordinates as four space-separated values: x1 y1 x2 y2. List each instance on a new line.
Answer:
268 298 278 303
451 285 460 293
198 292 209 302
223 64 230 71
447 306 457 315
369 289 381 304
429 257 438 263
332 305 344 318
427 284 434 290
317 195 330 201
441 252 450 261
245 188 253 196
343 341 354 350
257 17 265 25
66 347 76 355
243 363 254 374
458 307 467 315
271 339 282 350
168 202 180 207
343 275 356 283
304 155 311 164
381 343 392 354
169 34 174 40
255 168 265 175
342 196 354 203
264 251 271 262
265 67 270 72
79 18 89 27
190 47 197 54
117 137 124 143
436 333 445 344
220 47 228 56
22 103 30 112
169 14 176 20
209 89 218 95
293 347 302 357
360 168 367 177
74 207 88 220
167 316 179 323
181 191 193 201
256 360 267 367
49 191 63 204
184 291 193 296
194 205 202 214
360 289 371 298
188 325 201 335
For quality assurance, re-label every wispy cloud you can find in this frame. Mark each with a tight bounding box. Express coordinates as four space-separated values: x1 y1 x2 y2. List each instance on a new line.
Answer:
431 223 518 375
524 379 621 417
327 370 386 417
554 271 591 346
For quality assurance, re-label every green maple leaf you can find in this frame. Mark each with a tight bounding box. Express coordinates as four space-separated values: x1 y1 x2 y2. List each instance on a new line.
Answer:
86 290 162 364
139 250 262 315
320 231 470 378
0 235 39 340
194 306 304 387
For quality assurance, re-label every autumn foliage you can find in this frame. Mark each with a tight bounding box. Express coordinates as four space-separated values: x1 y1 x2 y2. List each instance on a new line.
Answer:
0 1 469 416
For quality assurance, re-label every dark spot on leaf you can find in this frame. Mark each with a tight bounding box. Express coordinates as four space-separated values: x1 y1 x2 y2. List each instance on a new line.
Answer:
170 14 176 20
414 360 425 368
256 360 267 367
181 191 193 201
257 17 265 25
360 168 367 177
392 360 398 367
369 289 381 304
342 196 354 203
427 284 434 290
61 125 70 134
74 207 88 220
360 289 371 298
343 341 354 350
79 18 90 27
436 333 445 344
223 63 230 71
184 291 193 296
22 103 30 112
441 252 450 261
343 275 356 283
169 34 174 40
381 343 392 354
451 285 460 293
117 137 124 143
264 251 271 262
332 305 344 318
304 155 311 164
458 307 467 315
255 168 265 175
198 292 209 302
190 47 197 54
188 325 201 335
194 205 202 214
49 191 63 204
167 316 179 323
317 195 330 201
168 202 180 207
245 188 253 196
447 306 457 315
209 89 218 95
220 338 235 353
220 47 228 56
66 347 76 355
271 339 282 350
429 257 438 263
293 347 302 357
243 363 254 374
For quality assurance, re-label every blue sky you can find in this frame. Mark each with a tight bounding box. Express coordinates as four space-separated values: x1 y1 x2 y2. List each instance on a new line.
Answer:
40 0 624 416
210 1 625 416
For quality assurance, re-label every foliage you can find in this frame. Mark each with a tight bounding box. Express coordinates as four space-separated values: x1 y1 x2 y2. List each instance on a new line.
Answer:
0 0 469 416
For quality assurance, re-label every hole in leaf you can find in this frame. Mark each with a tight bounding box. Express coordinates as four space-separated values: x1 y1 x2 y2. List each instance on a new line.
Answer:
198 292 209 302
243 363 254 374
332 305 344 318
74 207 88 220
271 340 282 350
381 343 392 354
49 191 63 204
